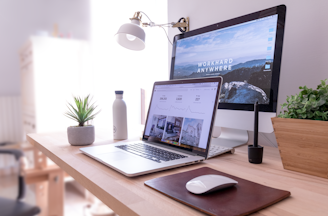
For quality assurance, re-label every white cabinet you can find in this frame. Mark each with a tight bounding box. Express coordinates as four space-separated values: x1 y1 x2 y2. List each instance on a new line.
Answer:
20 37 93 135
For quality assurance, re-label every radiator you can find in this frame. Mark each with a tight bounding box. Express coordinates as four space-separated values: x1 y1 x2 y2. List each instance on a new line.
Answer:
0 96 23 143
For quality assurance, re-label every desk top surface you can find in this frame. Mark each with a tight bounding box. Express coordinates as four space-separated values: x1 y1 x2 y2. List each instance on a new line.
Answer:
27 132 328 216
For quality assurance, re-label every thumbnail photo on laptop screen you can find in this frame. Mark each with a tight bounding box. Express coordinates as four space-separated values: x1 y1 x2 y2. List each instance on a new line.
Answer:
144 82 219 152
172 15 278 104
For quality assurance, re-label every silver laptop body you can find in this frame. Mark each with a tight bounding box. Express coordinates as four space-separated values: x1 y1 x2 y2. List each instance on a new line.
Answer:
80 77 223 177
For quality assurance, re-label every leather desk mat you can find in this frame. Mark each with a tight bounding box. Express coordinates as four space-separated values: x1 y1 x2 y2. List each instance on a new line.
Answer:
144 167 290 216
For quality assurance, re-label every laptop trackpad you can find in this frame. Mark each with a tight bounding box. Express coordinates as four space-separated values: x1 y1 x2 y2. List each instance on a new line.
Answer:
97 151 134 162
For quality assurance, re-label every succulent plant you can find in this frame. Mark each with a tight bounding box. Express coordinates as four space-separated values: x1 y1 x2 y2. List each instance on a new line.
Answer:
65 95 100 126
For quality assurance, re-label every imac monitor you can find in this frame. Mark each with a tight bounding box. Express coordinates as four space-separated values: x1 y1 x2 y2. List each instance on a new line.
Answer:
169 5 286 147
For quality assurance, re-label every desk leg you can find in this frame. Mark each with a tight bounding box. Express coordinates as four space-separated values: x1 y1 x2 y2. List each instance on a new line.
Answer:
35 181 48 216
33 148 47 169
48 170 64 216
32 146 65 216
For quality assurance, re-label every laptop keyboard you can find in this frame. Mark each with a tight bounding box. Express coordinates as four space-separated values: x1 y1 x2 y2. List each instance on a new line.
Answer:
115 143 187 163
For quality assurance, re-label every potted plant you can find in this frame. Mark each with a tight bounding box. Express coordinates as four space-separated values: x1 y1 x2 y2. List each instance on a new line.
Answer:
271 79 328 178
65 95 100 146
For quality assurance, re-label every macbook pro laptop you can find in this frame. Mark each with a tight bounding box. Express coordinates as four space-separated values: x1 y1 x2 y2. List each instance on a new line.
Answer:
80 77 223 177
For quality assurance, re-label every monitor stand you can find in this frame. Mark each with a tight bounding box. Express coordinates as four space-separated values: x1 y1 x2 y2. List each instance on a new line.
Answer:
210 127 248 148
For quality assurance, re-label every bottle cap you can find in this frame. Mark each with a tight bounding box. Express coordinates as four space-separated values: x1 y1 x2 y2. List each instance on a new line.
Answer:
115 91 124 94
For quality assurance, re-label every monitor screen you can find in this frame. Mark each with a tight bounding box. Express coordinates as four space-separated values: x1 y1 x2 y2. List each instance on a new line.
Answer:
143 80 220 154
170 5 286 112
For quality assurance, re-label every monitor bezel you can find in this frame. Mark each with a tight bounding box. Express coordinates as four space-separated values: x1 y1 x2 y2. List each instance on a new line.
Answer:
142 76 223 158
169 5 286 112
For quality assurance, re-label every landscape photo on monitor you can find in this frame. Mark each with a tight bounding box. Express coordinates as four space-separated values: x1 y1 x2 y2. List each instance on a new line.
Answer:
173 15 278 104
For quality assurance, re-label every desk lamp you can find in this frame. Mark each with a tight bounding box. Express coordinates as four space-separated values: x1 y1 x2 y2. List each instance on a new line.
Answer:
115 11 189 50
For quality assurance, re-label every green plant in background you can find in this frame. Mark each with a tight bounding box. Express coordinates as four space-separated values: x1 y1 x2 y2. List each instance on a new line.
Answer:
278 79 328 120
65 95 100 126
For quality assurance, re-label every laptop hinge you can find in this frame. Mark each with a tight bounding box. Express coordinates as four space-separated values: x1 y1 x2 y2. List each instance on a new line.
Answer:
145 141 199 156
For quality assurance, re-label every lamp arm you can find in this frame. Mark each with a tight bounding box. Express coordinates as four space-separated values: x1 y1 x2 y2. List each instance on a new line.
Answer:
151 23 175 27
137 11 189 31
137 11 173 45
132 11 189 45
138 11 169 27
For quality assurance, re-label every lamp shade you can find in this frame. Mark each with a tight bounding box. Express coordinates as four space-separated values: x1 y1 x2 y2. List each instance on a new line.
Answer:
115 22 146 51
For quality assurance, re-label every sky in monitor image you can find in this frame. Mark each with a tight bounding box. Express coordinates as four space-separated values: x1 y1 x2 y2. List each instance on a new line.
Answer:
174 15 277 67
173 15 278 104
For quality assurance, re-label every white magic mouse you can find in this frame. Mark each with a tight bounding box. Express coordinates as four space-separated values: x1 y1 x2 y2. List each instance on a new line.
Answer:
186 174 238 194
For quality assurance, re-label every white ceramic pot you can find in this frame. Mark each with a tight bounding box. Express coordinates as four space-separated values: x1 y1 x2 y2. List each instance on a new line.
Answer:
67 125 95 146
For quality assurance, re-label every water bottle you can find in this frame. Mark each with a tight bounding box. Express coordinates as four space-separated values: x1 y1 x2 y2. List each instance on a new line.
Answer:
113 91 128 140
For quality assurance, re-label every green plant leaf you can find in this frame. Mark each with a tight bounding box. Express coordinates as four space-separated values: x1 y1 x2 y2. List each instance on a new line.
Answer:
279 80 328 121
64 95 100 126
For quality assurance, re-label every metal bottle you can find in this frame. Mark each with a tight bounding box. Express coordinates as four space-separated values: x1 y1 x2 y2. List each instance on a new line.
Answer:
113 91 128 139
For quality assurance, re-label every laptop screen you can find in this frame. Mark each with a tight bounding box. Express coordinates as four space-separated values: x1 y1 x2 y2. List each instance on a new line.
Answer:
143 78 221 156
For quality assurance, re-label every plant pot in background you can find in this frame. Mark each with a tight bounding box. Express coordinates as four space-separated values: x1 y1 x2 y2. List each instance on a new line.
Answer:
271 117 328 179
67 125 95 146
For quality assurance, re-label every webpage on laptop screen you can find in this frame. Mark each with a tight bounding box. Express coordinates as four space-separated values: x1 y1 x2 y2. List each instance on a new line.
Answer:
144 82 219 152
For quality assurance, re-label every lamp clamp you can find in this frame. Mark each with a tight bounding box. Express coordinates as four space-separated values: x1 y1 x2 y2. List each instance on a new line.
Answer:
172 17 189 32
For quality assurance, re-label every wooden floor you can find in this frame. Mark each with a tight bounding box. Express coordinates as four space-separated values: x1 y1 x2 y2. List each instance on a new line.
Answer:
0 175 36 204
64 182 90 216
0 175 90 216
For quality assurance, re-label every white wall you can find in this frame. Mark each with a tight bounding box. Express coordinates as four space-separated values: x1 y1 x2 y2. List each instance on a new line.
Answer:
0 0 90 96
168 0 328 147
90 0 168 137
0 0 168 139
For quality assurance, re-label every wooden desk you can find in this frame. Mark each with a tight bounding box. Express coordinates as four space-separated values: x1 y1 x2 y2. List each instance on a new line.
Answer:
27 132 328 216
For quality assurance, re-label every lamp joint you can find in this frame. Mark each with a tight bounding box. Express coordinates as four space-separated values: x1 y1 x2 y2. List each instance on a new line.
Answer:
130 12 142 24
